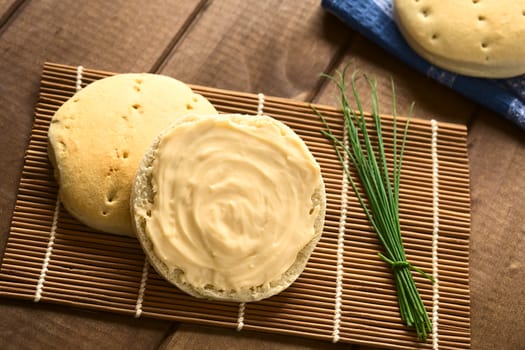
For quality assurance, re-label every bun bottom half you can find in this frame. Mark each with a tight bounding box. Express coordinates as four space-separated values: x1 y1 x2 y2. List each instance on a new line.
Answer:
131 114 326 302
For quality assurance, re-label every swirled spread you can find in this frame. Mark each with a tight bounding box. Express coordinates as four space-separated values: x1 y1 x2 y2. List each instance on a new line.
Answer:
145 114 322 291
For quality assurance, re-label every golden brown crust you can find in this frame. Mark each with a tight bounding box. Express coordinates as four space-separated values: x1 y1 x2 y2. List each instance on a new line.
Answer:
394 0 525 78
48 73 217 236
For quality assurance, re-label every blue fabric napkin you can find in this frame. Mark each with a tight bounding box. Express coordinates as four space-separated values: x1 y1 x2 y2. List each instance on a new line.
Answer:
322 0 525 130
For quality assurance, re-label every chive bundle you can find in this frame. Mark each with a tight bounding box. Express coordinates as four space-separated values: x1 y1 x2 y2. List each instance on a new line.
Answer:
316 69 433 341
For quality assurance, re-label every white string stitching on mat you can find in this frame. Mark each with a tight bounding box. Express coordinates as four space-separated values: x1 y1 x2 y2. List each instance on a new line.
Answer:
76 65 84 91
236 302 246 331
135 257 149 318
332 123 349 343
34 197 61 302
430 119 440 349
237 92 266 331
257 93 265 116
35 66 85 302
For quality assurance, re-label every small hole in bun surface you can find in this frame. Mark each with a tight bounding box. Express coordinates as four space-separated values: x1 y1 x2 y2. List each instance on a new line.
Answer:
106 189 117 203
131 103 144 114
58 140 67 153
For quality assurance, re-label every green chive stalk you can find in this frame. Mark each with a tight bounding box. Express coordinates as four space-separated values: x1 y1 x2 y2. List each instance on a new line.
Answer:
315 68 433 341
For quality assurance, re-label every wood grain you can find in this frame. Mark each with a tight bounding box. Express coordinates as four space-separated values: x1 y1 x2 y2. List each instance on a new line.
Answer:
468 110 525 350
160 0 352 100
159 324 352 350
0 0 21 27
0 299 172 350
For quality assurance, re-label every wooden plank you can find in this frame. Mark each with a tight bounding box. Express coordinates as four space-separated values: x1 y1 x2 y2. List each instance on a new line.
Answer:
467 110 525 350
0 1 205 349
159 0 352 100
0 0 21 26
0 0 17 10
313 35 476 124
0 300 172 350
158 324 353 350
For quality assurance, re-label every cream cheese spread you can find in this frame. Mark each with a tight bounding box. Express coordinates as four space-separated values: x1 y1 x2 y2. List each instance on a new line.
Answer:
145 114 322 291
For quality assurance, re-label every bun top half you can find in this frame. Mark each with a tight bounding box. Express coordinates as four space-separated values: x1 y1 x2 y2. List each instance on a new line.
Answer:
48 73 217 236
394 0 525 78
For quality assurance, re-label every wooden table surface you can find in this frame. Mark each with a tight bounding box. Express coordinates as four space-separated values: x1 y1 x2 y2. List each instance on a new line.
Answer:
0 1 523 349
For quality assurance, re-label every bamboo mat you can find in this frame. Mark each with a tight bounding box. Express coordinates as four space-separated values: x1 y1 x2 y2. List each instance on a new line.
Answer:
0 62 471 350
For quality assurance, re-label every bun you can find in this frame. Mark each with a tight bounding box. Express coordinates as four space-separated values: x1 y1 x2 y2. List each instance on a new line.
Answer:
48 73 217 236
131 114 326 302
394 0 525 78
